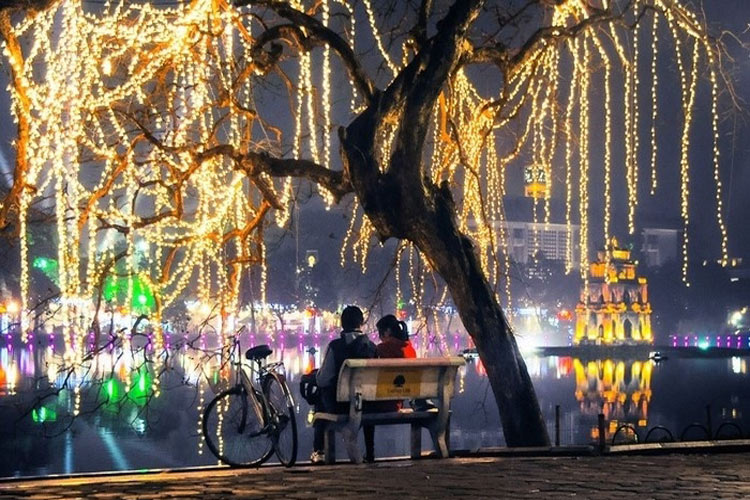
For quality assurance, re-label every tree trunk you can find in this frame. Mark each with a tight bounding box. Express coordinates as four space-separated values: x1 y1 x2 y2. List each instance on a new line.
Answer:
413 186 549 447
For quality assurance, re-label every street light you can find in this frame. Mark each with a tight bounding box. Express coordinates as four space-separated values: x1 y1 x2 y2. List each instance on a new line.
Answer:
5 300 20 314
305 250 318 268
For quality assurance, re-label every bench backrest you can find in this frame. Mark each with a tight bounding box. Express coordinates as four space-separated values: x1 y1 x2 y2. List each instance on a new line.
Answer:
336 357 465 403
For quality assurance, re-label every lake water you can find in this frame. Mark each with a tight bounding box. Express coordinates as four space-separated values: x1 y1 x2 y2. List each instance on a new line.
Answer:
1 331 748 477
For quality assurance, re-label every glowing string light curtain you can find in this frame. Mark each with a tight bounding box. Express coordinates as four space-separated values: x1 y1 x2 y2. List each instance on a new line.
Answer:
3 0 272 353
0 0 732 349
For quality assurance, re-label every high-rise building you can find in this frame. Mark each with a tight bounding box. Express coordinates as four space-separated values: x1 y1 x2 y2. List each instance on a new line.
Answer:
498 220 581 268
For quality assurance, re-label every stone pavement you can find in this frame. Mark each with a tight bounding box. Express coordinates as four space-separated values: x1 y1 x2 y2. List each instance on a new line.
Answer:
1 453 749 499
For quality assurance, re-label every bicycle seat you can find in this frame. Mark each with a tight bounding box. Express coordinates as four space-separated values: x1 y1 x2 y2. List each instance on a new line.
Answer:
246 344 272 361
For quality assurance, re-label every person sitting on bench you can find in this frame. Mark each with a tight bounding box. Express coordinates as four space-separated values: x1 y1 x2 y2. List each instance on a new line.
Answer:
310 305 377 464
363 314 417 462
375 314 416 360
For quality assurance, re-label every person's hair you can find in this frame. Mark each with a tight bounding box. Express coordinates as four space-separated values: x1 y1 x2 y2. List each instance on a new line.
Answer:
341 305 364 331
376 314 409 341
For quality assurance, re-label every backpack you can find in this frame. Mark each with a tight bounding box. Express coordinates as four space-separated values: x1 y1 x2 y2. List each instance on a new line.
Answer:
299 369 320 406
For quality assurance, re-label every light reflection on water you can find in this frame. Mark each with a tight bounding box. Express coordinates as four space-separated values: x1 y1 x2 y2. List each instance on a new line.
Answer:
0 332 748 477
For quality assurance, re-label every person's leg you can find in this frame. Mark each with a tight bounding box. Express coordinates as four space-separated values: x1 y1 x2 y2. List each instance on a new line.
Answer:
310 388 336 463
364 424 375 463
314 419 325 453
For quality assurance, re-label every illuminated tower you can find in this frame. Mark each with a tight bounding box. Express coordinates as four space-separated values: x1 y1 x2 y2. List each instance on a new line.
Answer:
524 166 550 199
574 237 653 345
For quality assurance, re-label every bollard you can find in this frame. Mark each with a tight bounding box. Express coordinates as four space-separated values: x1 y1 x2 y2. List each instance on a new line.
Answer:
598 413 606 453
555 405 561 447
706 404 712 439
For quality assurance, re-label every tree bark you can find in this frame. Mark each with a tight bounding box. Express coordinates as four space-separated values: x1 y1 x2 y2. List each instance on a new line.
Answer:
414 185 549 447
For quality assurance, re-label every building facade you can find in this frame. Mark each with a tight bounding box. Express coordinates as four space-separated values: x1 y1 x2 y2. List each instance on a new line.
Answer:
575 238 653 345
494 220 581 268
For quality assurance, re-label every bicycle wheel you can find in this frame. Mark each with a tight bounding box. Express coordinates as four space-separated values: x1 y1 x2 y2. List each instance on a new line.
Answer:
203 386 274 467
263 373 298 467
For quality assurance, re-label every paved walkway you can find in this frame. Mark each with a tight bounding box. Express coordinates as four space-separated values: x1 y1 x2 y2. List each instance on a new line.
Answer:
1 453 749 499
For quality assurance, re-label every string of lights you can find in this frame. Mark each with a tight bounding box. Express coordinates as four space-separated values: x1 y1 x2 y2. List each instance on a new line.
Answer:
1 0 733 371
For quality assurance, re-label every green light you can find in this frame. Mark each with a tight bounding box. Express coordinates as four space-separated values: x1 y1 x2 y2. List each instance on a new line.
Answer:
102 275 155 313
32 257 59 285
31 406 57 424
130 278 155 313
103 275 119 302
102 377 121 404
130 369 152 405
698 341 710 351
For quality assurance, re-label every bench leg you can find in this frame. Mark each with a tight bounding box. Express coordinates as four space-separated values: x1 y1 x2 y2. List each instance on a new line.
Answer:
342 424 362 464
429 426 449 458
445 414 451 454
364 424 375 463
410 423 422 459
324 426 336 465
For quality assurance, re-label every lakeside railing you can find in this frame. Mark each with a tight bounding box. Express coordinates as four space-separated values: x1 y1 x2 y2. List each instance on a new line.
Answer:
549 404 747 450
603 404 745 449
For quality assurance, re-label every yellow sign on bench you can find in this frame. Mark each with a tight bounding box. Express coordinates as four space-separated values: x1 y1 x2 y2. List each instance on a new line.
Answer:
375 368 424 398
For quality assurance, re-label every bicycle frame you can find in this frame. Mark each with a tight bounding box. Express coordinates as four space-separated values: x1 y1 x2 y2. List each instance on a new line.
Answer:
228 338 291 433
225 341 266 432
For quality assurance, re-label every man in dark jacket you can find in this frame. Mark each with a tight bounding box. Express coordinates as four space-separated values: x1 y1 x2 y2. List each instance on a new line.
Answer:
311 305 376 463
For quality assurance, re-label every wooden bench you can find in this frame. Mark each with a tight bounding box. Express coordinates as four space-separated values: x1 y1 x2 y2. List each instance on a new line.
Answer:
312 357 465 464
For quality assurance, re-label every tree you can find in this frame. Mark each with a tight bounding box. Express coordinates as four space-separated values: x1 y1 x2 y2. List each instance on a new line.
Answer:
0 0 735 446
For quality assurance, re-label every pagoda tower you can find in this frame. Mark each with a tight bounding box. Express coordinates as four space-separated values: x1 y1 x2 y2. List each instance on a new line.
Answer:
574 237 653 345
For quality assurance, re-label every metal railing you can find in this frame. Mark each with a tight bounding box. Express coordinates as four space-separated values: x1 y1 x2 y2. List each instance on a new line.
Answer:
550 404 746 451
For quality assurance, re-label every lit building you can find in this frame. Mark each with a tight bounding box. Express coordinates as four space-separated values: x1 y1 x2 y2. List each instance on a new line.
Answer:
524 166 550 199
575 238 653 345
483 197 581 269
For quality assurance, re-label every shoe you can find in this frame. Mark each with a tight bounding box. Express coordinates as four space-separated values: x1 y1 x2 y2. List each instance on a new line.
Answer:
412 399 437 412
309 450 325 464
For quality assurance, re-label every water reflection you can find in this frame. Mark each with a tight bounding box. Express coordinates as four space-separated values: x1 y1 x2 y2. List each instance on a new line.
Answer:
571 358 651 442
0 333 748 477
572 358 652 419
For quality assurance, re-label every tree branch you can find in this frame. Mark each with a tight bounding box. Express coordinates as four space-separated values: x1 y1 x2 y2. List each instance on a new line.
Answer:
236 0 377 105
387 0 485 185
236 151 352 204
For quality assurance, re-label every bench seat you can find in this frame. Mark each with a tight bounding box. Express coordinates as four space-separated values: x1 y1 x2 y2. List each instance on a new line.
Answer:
314 408 438 425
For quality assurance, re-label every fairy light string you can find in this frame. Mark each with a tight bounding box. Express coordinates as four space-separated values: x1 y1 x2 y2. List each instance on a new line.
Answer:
0 0 732 354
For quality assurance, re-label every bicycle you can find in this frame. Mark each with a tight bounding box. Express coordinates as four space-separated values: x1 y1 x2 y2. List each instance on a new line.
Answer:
202 339 298 467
